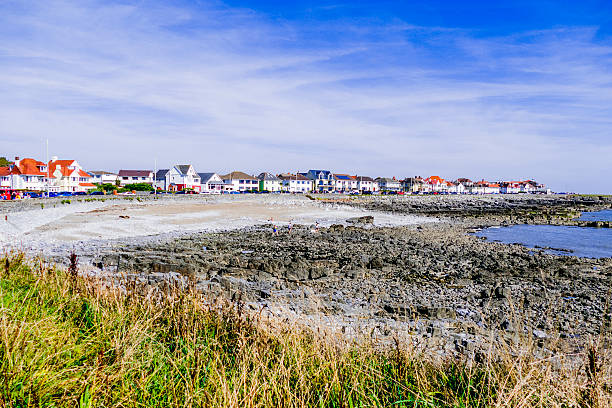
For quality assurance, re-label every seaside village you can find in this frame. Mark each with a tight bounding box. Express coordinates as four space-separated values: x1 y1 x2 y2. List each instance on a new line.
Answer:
0 156 550 199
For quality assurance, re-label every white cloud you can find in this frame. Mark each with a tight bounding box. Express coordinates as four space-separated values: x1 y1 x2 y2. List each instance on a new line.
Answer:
0 0 611 193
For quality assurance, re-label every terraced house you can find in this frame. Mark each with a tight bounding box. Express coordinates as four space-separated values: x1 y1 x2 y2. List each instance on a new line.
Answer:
333 174 358 192
355 176 378 193
307 169 334 192
278 173 312 193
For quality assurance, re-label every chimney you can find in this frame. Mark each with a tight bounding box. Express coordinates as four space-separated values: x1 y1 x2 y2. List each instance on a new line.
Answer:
51 156 58 162
14 156 19 161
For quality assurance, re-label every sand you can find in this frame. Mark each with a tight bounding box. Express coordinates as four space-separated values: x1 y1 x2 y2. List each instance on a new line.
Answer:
0 195 435 252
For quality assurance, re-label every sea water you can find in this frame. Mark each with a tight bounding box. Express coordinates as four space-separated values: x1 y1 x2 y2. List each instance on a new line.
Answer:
578 209 612 222
475 210 612 258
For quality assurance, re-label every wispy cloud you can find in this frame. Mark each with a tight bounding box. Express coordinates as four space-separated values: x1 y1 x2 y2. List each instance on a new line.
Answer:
0 0 611 192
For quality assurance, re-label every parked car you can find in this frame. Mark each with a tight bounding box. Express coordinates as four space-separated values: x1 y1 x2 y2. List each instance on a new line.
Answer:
73 191 87 196
89 191 104 195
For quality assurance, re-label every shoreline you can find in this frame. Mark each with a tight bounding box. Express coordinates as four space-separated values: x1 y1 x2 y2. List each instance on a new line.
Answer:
2 194 612 360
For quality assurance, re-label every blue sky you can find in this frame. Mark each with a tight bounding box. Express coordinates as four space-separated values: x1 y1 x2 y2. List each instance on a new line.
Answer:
1 0 611 193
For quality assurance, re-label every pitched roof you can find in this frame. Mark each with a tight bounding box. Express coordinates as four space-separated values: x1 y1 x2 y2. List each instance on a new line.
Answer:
175 165 192 175
376 177 399 183
278 173 309 181
89 171 117 176
355 176 374 182
257 172 280 181
118 170 152 177
425 176 445 185
220 171 256 180
0 167 11 176
15 158 47 176
333 174 352 180
198 172 218 183
156 169 169 179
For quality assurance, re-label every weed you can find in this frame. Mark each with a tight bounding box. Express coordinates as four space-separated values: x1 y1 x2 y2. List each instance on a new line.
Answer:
0 253 610 407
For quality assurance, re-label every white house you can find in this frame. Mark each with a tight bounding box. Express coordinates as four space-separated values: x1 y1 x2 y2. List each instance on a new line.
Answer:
155 165 201 192
220 171 258 192
279 173 313 193
90 171 119 185
47 158 95 192
118 170 154 186
199 173 225 194
257 173 282 192
333 174 358 192
355 176 379 193
0 166 11 190
473 181 500 194
424 176 448 193
2 157 48 191
376 177 402 192
446 181 466 194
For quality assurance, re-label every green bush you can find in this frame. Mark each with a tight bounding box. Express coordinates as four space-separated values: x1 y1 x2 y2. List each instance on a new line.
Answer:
123 183 154 191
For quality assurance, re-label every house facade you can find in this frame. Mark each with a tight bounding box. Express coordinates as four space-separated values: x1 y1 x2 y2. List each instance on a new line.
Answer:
279 173 313 193
199 173 225 194
333 174 358 192
376 177 401 192
355 176 378 192
118 170 154 186
47 158 95 192
90 171 119 185
257 173 282 192
221 171 258 192
156 165 201 192
2 157 48 191
473 181 500 194
307 170 334 193
424 176 448 193
401 177 423 193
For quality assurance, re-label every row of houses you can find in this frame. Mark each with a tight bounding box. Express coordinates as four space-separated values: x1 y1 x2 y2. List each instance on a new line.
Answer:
0 157 95 192
1 156 548 195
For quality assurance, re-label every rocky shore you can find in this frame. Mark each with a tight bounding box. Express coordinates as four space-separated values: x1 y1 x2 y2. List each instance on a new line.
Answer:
5 194 612 359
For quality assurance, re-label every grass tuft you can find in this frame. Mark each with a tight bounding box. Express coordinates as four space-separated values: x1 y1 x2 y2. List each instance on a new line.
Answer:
0 252 610 407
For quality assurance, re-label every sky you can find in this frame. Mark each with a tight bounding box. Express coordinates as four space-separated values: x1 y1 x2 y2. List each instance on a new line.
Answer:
0 0 611 193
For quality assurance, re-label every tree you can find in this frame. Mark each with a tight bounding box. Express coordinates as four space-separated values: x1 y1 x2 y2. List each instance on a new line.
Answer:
0 157 13 166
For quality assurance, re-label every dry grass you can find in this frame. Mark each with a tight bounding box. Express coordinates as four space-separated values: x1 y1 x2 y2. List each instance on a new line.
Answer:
0 251 610 407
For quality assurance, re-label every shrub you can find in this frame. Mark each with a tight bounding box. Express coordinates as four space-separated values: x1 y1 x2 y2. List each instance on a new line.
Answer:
123 183 154 191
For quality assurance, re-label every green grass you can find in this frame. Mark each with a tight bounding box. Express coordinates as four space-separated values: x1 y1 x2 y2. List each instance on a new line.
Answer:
0 253 609 407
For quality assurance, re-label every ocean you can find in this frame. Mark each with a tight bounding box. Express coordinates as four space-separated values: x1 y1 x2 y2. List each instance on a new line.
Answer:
475 210 612 258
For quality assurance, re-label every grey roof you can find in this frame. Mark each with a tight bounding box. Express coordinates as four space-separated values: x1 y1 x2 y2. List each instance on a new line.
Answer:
176 165 191 175
279 173 309 181
356 176 374 182
89 171 117 176
198 172 217 184
257 172 280 181
155 169 169 179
